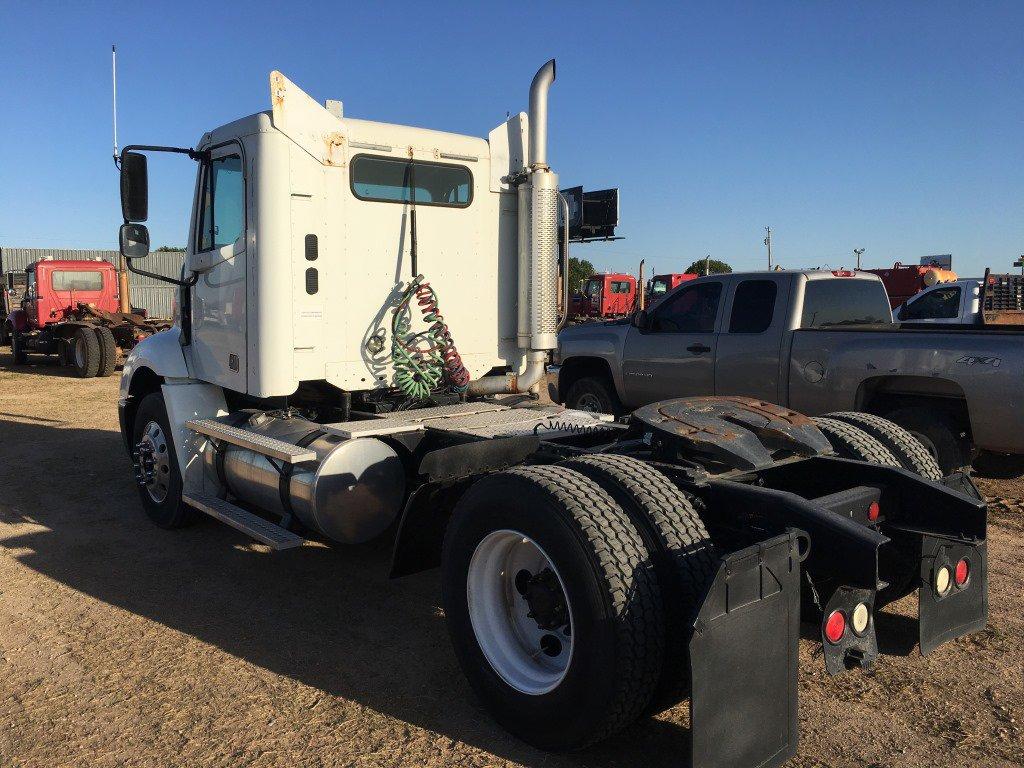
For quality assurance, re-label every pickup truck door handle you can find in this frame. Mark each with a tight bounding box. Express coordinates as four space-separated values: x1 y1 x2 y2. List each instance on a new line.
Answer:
687 343 712 355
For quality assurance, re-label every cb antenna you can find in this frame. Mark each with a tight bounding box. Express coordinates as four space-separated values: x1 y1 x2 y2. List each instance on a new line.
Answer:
111 45 119 165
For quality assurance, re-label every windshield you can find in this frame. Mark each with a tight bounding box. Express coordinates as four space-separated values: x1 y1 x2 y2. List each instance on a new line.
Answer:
584 279 602 298
650 278 670 295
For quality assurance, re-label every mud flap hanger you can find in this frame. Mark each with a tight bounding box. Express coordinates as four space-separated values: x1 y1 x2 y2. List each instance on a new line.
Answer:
689 530 805 768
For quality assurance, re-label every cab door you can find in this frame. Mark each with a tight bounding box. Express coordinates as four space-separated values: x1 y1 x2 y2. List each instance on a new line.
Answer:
188 146 248 392
620 279 725 406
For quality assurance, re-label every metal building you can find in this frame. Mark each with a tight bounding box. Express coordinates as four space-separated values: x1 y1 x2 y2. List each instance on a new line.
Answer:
0 246 181 319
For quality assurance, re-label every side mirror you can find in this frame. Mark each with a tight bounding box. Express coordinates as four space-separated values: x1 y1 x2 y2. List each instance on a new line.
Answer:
633 309 650 330
120 151 149 222
119 223 150 259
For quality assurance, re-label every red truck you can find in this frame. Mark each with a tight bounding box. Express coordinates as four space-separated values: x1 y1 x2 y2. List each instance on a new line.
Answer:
569 272 637 319
4 258 168 377
865 262 958 309
646 272 698 305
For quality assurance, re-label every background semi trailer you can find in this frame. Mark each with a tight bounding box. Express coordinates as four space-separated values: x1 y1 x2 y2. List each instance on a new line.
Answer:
5 258 169 377
556 269 1024 474
113 61 987 768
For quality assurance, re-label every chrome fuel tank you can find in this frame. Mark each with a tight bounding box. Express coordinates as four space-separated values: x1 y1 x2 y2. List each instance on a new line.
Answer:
204 415 405 544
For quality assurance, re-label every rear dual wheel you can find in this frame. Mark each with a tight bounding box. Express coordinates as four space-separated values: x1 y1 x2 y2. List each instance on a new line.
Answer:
442 459 715 749
70 327 117 378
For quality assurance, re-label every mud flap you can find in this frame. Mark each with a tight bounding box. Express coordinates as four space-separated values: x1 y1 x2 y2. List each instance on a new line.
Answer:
919 536 988 655
821 586 878 675
690 531 802 768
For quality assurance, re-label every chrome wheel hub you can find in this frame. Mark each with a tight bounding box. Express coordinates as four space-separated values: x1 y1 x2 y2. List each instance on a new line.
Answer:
134 421 171 503
467 530 573 695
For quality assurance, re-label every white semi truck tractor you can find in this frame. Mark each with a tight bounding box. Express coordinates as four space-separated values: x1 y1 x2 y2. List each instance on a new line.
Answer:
115 61 988 767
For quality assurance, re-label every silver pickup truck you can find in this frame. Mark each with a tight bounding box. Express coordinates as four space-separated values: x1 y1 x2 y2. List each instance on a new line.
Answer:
554 269 1024 473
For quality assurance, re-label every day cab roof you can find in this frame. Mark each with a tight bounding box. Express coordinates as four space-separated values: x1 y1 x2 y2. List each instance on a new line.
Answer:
27 259 115 273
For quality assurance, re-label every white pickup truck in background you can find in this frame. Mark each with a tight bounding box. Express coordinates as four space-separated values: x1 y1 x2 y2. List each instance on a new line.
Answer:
895 278 983 325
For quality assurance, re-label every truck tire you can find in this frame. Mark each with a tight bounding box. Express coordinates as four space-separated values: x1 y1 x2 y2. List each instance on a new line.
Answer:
11 330 27 364
441 464 664 750
558 453 717 712
565 375 622 415
71 327 100 378
884 406 968 476
812 417 901 467
94 327 117 377
824 411 943 480
131 392 195 529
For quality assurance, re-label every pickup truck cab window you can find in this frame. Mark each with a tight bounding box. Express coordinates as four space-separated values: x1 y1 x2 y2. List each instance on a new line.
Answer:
801 279 891 328
901 286 961 320
651 281 722 333
729 280 777 333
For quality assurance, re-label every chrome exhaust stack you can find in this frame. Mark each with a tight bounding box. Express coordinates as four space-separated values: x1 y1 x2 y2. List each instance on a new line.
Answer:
470 59 559 396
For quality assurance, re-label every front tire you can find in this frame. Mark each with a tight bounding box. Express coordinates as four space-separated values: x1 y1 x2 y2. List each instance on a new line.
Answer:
131 392 194 528
71 327 100 378
442 465 664 750
564 375 621 415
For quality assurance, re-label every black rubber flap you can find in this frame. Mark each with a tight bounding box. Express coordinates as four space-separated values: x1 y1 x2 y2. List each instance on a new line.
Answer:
919 536 988 655
690 531 801 768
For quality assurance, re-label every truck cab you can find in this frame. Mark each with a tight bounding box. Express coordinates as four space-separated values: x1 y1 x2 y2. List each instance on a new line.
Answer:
17 259 119 330
646 272 697 306
895 278 982 325
571 272 636 318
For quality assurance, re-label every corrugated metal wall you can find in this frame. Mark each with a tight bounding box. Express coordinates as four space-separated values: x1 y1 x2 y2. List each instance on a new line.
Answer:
0 247 181 319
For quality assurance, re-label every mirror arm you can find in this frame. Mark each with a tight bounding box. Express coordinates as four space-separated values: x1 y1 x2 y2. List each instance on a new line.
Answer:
125 256 199 288
119 144 208 164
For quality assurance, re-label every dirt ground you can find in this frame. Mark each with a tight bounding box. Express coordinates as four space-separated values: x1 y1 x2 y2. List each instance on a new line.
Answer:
0 351 1021 768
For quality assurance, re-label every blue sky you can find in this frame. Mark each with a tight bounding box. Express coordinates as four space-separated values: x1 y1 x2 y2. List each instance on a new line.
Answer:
1 1 1020 277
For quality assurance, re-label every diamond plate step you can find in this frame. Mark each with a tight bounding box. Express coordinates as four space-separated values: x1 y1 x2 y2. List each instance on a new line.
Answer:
324 402 511 439
184 492 305 550
185 419 317 463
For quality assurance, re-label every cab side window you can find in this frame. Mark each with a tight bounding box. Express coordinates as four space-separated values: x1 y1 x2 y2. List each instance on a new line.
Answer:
902 286 961 320
729 280 778 333
196 154 244 252
651 282 722 332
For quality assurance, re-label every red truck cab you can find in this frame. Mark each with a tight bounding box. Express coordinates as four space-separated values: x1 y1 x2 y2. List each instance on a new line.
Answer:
18 259 119 330
865 262 958 310
647 273 698 305
571 273 637 319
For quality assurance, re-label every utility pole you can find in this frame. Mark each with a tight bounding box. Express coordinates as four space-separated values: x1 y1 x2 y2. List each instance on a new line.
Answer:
764 227 772 270
854 248 865 270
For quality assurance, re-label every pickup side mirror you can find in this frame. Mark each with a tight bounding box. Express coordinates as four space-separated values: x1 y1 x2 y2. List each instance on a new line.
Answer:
119 223 150 259
633 309 650 331
120 151 149 222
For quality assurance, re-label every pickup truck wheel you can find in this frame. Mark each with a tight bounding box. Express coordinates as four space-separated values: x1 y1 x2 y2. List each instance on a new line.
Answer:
884 406 967 476
565 375 621 415
441 465 664 750
559 454 718 712
94 327 117 377
131 392 195 529
812 417 901 467
71 327 100 378
11 331 27 364
825 411 943 480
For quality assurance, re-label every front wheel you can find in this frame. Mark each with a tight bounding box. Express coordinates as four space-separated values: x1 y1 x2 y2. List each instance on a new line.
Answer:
441 465 664 750
130 392 194 528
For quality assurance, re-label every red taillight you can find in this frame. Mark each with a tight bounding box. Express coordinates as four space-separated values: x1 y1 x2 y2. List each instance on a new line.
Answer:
867 501 880 522
824 610 846 644
954 558 970 586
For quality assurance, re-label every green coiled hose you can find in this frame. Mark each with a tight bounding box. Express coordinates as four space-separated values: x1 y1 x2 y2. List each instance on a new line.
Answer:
390 277 446 400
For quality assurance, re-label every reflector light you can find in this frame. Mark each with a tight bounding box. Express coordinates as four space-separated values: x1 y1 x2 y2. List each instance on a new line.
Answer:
954 558 970 586
851 603 870 635
935 565 951 595
867 501 880 522
824 610 846 643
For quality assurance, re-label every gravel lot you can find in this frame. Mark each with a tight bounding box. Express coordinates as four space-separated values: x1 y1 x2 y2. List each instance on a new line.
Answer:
1 351 1022 767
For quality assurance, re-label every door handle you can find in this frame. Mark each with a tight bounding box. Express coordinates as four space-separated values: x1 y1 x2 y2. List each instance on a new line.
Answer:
687 343 711 355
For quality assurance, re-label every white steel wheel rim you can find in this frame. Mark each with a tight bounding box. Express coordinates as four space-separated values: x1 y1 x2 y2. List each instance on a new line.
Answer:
140 420 171 503
466 530 574 695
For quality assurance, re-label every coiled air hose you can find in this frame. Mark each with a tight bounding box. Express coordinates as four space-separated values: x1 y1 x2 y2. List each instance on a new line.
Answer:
390 275 470 400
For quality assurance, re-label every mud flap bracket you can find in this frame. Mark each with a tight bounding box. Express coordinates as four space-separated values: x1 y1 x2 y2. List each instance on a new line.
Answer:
689 530 803 768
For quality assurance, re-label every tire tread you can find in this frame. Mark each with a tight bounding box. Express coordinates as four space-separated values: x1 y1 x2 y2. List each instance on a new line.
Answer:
812 416 901 467
825 411 943 480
